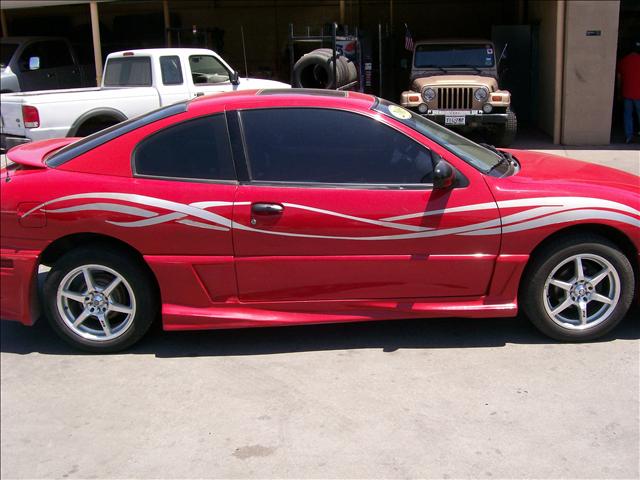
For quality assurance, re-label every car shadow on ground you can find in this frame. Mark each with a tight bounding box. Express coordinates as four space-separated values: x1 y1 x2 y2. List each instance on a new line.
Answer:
1 310 638 358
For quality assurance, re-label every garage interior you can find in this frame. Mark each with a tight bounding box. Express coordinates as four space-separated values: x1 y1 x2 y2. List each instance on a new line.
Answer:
1 0 638 146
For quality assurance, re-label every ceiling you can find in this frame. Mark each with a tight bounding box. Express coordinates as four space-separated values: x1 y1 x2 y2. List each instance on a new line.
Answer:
1 1 113 10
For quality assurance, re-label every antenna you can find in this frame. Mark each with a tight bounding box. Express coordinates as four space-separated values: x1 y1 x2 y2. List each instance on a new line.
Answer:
240 25 249 79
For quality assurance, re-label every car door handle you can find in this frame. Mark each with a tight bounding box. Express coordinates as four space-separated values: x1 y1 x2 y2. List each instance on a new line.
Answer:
194 92 204 97
251 203 284 215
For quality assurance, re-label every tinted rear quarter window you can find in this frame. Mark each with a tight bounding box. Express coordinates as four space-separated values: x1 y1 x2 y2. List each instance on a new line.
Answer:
104 57 152 86
134 115 235 181
240 108 433 184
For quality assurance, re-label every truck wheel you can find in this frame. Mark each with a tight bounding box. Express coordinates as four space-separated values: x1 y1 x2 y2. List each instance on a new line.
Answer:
43 246 158 352
494 109 517 147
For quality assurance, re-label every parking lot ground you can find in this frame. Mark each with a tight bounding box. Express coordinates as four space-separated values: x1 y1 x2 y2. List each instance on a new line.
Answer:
1 136 639 479
1 312 639 479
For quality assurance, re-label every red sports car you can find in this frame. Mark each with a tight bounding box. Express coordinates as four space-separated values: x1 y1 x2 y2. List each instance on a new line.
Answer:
1 90 638 352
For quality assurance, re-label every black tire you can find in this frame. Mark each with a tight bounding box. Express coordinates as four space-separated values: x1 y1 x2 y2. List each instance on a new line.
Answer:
494 108 517 147
293 48 356 89
43 246 158 353
520 234 635 342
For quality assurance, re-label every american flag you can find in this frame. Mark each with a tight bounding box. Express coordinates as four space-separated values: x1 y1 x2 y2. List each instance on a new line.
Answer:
404 24 414 51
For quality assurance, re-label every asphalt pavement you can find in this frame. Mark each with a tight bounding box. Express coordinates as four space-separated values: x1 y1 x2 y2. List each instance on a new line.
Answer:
1 142 639 479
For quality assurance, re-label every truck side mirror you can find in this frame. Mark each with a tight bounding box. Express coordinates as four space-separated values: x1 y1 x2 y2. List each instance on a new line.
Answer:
28 57 40 71
230 70 240 85
433 159 456 189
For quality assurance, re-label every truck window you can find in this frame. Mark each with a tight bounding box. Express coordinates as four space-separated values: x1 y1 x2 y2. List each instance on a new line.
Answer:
104 57 152 86
0 42 18 68
160 55 183 85
189 55 230 85
19 41 74 70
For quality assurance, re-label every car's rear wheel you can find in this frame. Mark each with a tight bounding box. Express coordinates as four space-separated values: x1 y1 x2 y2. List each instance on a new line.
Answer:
43 247 158 352
520 234 634 341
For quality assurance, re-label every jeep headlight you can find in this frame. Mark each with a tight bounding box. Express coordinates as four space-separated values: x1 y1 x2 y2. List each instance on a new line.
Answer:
422 87 436 102
474 87 488 102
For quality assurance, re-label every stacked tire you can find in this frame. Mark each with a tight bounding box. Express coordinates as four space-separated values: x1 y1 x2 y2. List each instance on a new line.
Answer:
293 48 357 89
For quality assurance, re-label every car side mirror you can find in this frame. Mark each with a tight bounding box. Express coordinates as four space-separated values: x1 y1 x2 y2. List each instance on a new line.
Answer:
28 56 40 71
433 159 456 189
230 70 240 85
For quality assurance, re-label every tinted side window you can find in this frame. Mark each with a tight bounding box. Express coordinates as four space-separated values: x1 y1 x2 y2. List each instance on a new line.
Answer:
241 108 434 184
160 55 183 85
43 41 74 68
19 41 73 69
104 57 152 86
134 115 235 181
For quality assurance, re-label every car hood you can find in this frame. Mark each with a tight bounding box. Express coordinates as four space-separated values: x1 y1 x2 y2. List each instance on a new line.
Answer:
498 149 639 194
481 149 639 237
412 75 498 91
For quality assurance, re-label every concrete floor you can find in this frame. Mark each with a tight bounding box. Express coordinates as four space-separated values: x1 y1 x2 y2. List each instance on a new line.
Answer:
1 136 639 479
1 312 639 479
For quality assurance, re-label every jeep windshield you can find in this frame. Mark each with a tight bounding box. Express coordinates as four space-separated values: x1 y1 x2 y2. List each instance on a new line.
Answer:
373 98 503 174
414 44 494 69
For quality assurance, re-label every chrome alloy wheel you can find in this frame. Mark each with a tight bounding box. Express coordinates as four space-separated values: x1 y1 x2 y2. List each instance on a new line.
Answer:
543 254 621 330
56 264 137 341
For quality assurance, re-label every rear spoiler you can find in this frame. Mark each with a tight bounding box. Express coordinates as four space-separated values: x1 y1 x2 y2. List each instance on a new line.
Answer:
6 138 80 168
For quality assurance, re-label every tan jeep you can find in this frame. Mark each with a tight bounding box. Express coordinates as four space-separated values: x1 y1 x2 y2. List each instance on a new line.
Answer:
400 39 517 146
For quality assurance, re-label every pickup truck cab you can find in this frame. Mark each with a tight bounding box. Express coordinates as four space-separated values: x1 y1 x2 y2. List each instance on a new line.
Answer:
1 48 289 150
0 36 94 93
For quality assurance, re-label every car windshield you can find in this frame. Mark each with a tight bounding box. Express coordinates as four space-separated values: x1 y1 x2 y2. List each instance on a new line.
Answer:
414 44 494 68
373 98 502 173
0 43 18 68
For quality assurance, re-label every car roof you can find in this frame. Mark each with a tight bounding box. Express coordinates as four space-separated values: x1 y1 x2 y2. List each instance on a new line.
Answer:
187 89 377 115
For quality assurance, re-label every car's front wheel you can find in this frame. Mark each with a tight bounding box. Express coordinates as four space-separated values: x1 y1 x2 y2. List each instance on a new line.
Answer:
520 234 635 341
43 247 158 352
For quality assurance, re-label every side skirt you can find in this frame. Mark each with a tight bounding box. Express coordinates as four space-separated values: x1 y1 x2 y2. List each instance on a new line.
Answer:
161 297 517 331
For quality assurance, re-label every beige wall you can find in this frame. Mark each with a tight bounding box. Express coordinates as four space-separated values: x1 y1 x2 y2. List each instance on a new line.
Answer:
528 0 559 137
561 0 620 145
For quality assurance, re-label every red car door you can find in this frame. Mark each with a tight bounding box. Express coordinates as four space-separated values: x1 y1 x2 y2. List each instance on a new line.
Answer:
231 107 500 302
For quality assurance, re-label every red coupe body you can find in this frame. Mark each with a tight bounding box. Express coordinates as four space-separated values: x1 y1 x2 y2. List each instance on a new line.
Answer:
1 90 638 336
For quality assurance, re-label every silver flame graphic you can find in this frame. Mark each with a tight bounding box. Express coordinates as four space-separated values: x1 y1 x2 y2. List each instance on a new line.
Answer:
23 193 640 241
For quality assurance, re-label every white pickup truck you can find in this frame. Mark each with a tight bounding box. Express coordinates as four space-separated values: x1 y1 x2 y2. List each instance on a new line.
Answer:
0 48 289 150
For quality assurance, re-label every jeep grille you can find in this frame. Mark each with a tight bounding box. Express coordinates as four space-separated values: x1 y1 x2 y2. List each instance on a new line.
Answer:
436 87 474 110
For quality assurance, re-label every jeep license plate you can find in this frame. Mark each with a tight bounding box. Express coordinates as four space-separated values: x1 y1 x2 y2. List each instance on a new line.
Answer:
445 116 465 125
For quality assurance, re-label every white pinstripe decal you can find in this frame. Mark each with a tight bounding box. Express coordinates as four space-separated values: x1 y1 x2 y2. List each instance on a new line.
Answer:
24 193 640 240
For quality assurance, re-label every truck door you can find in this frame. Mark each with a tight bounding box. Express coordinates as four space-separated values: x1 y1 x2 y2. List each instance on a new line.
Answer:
47 40 82 89
16 41 55 91
156 55 191 105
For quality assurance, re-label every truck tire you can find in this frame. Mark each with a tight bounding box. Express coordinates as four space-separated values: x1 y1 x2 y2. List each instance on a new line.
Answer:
494 109 517 147
293 48 357 89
